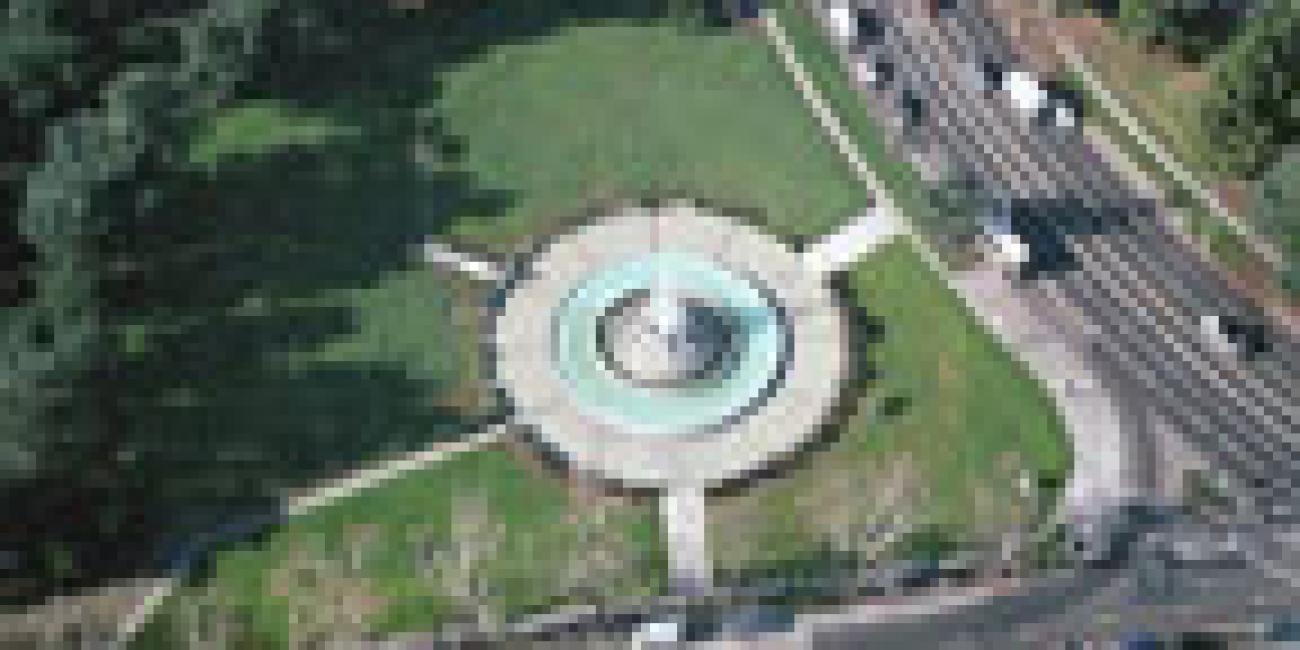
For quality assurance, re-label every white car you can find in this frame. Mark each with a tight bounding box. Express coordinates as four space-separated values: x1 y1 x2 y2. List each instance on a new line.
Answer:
826 3 856 45
983 200 1030 266
1004 69 1049 114
986 67 1081 129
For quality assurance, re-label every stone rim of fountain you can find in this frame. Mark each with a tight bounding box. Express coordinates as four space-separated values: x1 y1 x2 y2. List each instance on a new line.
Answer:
490 203 850 489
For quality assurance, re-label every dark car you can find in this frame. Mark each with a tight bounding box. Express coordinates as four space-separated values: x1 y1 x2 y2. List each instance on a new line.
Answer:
854 7 885 46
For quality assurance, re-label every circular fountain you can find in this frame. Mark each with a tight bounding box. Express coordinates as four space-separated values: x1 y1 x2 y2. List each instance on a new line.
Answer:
492 204 848 488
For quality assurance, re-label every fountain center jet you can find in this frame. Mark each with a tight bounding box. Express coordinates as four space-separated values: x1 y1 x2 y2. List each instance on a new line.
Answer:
599 288 740 388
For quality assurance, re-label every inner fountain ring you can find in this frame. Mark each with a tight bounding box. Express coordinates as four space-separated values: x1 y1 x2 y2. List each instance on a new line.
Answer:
553 251 789 435
492 204 849 489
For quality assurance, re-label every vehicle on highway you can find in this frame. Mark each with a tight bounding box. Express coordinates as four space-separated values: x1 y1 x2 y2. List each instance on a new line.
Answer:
982 201 1031 266
850 56 894 89
1198 313 1273 359
979 66 1082 130
825 3 887 52
853 6 885 49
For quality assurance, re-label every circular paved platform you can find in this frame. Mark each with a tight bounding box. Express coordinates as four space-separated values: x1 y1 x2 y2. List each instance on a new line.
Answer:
492 203 849 489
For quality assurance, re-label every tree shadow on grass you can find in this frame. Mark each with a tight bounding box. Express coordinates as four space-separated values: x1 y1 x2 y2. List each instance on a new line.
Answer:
0 0 764 608
1 134 514 606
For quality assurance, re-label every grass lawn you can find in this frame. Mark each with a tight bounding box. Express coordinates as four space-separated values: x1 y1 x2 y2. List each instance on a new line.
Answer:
431 21 867 252
770 4 954 250
132 4 1072 642
132 12 865 643
710 241 1071 580
706 6 1071 587
130 446 665 647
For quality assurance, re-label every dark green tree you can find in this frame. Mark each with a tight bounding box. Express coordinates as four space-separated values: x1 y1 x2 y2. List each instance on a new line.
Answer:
1113 0 1253 63
3 0 273 469
1198 3 1300 177
1249 149 1300 294
1 0 276 599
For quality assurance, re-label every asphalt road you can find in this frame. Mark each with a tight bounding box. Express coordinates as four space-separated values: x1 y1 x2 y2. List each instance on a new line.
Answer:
836 0 1297 524
785 0 1300 644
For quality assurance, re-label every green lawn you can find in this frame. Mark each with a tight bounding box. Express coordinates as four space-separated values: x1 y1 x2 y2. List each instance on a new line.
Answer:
431 21 867 252
710 242 1071 579
188 101 359 166
134 13 866 644
130 447 665 647
706 6 1071 586
770 4 958 252
132 6 1073 642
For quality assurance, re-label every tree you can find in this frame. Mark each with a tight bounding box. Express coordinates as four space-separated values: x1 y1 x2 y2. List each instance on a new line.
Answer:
1249 149 1300 294
0 0 277 603
1198 3 1300 176
1 0 273 474
1111 0 1253 63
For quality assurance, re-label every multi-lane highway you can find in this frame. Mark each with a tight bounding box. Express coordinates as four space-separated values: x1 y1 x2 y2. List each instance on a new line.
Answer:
827 0 1297 526
797 0 1299 643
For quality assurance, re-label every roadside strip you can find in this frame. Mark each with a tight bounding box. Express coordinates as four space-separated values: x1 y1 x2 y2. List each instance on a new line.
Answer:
1059 52 1284 271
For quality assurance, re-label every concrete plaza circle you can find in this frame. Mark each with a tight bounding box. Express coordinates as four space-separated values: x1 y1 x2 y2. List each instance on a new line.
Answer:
492 203 850 489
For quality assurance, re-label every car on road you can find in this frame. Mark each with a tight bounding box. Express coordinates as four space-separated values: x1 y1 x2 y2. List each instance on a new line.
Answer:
850 56 895 89
853 6 885 49
982 203 1031 266
825 3 887 52
979 66 1083 130
1198 313 1273 359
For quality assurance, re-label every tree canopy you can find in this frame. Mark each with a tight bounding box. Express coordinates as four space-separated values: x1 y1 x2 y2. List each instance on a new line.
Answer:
1198 3 1300 177
1249 149 1300 293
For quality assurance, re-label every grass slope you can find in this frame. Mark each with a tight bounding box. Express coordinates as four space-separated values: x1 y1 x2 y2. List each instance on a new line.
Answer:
131 447 664 646
433 22 867 251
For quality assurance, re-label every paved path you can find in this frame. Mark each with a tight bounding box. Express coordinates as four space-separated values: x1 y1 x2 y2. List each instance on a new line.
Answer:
803 203 910 275
662 486 713 597
419 240 506 282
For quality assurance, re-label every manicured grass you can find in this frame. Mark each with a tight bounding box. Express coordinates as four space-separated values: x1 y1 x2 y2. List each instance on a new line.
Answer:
432 22 867 252
131 446 666 646
711 242 1071 577
188 101 359 166
297 269 493 415
770 4 953 251
139 6 1075 640
843 243 1071 516
139 14 868 642
709 7 1070 581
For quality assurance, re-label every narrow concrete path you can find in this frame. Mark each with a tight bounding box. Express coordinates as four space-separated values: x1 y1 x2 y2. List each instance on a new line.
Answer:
803 203 909 275
661 486 713 597
420 240 507 282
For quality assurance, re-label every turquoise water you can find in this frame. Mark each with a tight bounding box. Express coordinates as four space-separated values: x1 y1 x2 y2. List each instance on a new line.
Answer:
552 253 786 435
